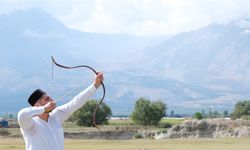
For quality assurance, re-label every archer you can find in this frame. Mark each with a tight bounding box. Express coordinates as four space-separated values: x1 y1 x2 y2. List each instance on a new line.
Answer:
18 72 103 150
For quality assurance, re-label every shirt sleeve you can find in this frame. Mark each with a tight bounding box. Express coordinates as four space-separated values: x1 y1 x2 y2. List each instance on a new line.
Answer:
52 83 97 124
18 106 45 130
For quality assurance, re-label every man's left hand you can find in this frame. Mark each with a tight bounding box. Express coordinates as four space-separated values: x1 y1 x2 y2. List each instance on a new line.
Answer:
94 72 104 88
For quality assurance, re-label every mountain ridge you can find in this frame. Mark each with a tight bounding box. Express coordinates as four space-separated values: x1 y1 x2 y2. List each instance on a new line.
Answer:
0 9 250 115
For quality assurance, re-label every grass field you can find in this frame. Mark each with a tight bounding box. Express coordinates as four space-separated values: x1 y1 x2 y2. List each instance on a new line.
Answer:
108 118 184 126
0 137 249 150
3 118 248 150
62 118 184 132
2 118 183 133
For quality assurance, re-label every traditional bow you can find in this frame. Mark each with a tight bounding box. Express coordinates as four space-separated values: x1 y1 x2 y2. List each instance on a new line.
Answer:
51 56 105 129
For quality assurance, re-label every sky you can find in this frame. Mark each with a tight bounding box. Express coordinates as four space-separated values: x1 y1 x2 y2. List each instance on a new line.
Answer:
1 0 250 36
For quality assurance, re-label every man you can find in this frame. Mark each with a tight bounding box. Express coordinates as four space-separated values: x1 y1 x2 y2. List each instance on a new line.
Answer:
18 72 104 150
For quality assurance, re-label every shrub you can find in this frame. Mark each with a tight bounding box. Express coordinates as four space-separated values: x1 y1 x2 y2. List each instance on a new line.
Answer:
131 98 167 126
134 132 143 139
69 100 112 126
231 100 250 119
194 112 203 120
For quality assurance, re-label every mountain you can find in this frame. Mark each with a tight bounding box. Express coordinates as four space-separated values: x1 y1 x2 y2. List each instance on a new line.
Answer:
129 19 250 113
140 21 250 83
0 9 165 69
0 9 165 115
1 9 250 116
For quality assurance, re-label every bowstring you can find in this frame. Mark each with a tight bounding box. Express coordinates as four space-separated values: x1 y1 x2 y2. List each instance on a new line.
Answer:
51 60 87 113
52 57 54 80
55 83 84 102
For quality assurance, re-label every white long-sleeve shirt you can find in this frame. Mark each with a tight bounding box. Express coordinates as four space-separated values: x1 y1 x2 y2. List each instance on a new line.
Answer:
18 84 96 150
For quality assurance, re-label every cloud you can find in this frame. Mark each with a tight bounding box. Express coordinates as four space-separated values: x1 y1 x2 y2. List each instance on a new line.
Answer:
1 0 250 36
0 68 21 89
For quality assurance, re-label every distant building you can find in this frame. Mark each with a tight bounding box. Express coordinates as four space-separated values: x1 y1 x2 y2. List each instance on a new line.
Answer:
0 118 8 128
7 118 19 128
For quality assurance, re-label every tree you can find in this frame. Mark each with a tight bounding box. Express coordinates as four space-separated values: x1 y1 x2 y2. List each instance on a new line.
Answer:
131 98 167 126
170 110 175 117
207 109 221 118
213 111 220 118
194 112 203 120
69 100 112 126
231 100 250 119
223 110 229 117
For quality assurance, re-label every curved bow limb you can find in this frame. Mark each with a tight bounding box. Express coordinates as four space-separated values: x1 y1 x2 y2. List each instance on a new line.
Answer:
51 56 105 130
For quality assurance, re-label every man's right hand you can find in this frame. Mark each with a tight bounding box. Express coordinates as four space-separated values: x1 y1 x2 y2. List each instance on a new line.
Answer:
44 101 56 113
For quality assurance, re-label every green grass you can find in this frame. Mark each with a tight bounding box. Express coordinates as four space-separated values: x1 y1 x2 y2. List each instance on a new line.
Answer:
1 138 250 150
108 118 184 126
160 118 184 125
108 118 134 125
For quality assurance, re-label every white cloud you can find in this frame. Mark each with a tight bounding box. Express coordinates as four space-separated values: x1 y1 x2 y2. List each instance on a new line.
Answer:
1 0 250 36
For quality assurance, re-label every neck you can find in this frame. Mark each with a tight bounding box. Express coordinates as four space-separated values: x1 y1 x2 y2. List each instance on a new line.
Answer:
38 113 49 122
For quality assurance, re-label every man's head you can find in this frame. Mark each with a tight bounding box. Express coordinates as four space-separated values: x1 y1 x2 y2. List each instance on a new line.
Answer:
28 89 54 107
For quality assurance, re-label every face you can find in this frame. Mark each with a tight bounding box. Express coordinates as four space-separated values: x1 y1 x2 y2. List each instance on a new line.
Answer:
34 94 54 107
